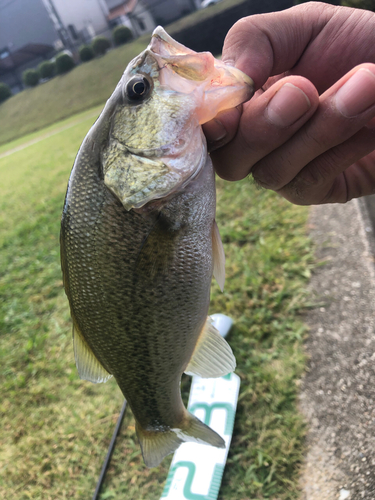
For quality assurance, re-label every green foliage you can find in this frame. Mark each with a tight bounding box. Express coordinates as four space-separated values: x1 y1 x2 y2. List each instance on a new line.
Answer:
113 25 133 46
0 113 314 498
23 69 40 87
341 0 375 10
92 36 111 56
55 52 75 75
0 82 11 103
38 60 56 79
79 44 95 62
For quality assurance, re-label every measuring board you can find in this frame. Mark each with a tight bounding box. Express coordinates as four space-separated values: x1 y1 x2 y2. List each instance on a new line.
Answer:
161 313 240 500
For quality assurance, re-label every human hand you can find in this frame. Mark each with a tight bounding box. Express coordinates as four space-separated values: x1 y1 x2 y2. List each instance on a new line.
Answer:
205 2 375 204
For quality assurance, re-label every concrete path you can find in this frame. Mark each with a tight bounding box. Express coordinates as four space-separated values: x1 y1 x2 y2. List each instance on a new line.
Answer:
300 199 375 500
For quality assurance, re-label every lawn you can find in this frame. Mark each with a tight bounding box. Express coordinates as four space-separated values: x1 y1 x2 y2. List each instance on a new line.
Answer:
0 111 314 499
0 0 250 147
0 41 146 147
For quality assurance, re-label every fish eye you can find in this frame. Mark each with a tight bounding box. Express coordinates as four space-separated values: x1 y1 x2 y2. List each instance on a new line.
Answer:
126 76 150 101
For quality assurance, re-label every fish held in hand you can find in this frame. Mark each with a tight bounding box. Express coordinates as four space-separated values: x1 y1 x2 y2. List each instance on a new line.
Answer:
60 27 253 468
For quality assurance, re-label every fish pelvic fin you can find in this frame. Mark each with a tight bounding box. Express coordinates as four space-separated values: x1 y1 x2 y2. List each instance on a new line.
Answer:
73 323 112 383
212 219 225 292
136 412 225 468
184 317 236 378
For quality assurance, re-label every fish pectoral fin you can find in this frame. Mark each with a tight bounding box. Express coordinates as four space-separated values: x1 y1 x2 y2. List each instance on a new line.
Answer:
136 412 224 468
73 324 112 383
184 317 236 378
212 220 225 292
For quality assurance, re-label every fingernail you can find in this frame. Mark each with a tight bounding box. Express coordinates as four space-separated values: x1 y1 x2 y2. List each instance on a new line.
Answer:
204 118 227 143
266 83 311 127
335 68 375 117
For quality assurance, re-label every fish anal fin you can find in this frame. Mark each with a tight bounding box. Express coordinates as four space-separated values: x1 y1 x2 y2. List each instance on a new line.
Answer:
184 317 236 378
136 411 224 468
212 220 225 291
73 323 112 383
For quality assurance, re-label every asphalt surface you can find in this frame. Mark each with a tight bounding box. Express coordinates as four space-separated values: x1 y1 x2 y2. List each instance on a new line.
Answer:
300 198 375 500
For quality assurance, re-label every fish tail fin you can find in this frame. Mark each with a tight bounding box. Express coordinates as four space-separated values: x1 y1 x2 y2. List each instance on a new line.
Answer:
178 411 226 448
136 412 225 468
136 421 183 468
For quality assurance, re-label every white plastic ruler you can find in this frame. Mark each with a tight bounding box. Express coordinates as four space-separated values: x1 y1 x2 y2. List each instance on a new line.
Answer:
161 315 240 500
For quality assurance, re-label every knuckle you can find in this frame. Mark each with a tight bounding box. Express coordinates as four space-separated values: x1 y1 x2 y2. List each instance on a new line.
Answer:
298 147 354 188
252 157 293 190
277 178 311 206
223 18 254 54
299 125 332 155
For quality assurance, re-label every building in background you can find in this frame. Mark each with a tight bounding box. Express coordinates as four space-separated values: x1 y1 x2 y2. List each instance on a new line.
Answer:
43 0 111 46
106 0 155 36
0 0 59 92
0 0 198 94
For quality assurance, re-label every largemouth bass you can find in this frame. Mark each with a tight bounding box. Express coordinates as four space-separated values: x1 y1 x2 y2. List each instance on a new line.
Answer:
60 27 253 468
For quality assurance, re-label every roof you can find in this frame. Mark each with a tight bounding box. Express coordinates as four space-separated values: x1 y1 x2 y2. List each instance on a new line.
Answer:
107 0 138 20
0 43 53 76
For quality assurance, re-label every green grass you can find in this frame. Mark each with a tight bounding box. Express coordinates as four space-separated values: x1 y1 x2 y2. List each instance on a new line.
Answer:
0 113 314 499
0 106 102 158
0 0 251 147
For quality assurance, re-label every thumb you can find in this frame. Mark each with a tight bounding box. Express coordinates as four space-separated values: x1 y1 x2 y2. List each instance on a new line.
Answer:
221 3 336 91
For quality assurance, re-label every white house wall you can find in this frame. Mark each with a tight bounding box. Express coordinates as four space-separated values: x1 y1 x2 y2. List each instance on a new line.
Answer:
131 1 155 35
52 0 109 37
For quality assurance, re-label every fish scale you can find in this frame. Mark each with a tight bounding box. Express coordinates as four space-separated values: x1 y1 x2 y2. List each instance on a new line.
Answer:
60 27 253 467
62 150 215 423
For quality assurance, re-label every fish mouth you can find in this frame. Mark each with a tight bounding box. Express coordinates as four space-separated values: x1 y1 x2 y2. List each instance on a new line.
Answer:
149 26 254 124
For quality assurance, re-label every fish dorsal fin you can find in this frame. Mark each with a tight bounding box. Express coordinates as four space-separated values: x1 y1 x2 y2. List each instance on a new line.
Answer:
73 323 112 383
212 220 225 292
185 317 236 378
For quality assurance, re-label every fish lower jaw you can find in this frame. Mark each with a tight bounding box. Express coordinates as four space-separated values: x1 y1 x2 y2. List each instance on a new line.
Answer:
132 144 208 213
